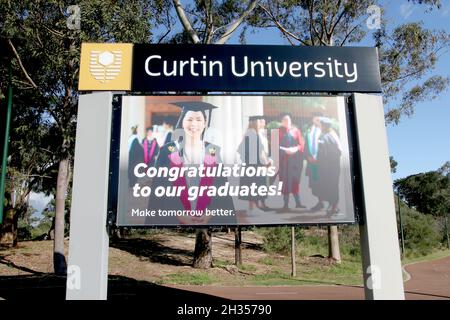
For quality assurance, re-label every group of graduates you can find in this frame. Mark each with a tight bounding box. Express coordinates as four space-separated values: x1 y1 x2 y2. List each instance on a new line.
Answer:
127 101 343 226
238 112 342 215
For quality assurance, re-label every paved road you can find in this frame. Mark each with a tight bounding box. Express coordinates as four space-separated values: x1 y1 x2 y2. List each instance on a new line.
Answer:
169 256 450 300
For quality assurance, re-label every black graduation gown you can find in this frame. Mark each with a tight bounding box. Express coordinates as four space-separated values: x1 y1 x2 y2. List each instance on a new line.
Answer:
237 129 267 201
305 127 321 197
316 132 341 204
145 141 236 226
128 137 144 188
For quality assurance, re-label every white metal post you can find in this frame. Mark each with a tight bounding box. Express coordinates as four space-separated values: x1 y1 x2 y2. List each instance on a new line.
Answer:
66 92 113 300
353 93 405 300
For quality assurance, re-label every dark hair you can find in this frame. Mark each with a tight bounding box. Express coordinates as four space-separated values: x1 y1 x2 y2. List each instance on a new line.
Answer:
176 110 208 142
146 127 153 132
312 111 323 118
176 110 207 129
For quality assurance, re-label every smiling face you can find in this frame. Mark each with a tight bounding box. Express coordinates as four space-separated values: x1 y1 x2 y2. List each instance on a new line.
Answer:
182 111 206 140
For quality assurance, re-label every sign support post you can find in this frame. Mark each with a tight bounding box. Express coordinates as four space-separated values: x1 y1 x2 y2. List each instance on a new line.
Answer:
353 93 405 300
66 92 113 300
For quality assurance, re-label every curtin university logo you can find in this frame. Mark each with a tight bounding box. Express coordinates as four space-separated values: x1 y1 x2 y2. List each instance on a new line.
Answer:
89 50 123 83
79 43 133 91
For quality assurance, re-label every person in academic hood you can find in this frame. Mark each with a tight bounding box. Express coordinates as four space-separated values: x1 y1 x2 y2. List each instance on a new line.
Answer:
142 126 160 167
146 101 235 226
305 112 323 211
278 113 306 210
128 125 144 188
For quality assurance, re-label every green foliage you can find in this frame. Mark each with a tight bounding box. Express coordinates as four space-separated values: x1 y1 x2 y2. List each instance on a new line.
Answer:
259 226 304 254
296 226 361 258
249 1 450 124
399 200 442 256
17 219 33 240
249 0 377 46
390 156 398 174
335 226 361 257
395 166 450 215
0 0 160 244
378 22 450 124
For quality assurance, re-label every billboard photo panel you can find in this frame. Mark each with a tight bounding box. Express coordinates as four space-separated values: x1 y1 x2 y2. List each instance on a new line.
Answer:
115 95 356 227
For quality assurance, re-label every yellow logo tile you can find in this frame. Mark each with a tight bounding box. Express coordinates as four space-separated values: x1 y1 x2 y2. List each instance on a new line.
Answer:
78 43 133 91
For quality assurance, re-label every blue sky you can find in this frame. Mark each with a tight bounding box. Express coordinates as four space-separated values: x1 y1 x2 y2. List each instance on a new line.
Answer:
221 0 450 180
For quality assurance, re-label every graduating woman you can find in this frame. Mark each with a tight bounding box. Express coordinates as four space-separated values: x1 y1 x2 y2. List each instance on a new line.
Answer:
146 101 235 226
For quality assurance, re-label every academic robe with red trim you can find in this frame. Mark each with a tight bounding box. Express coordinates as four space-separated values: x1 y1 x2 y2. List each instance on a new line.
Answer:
278 126 305 195
142 138 160 167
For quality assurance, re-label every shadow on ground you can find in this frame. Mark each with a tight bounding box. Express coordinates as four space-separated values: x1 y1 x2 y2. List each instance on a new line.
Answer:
110 238 193 266
0 274 226 301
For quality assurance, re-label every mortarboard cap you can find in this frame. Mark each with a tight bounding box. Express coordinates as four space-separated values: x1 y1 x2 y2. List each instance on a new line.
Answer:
249 115 265 121
320 117 333 126
172 101 218 128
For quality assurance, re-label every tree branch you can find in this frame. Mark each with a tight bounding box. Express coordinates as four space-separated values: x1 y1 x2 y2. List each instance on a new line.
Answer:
339 23 359 46
328 2 347 39
308 1 328 46
8 39 38 89
172 0 200 44
215 0 259 44
258 4 309 46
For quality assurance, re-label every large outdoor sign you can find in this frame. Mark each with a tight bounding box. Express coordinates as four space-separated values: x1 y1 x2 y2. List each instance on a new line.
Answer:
69 42 405 300
79 43 382 93
116 95 356 227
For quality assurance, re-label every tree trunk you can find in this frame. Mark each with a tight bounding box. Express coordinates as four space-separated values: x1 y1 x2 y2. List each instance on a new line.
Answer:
54 157 69 275
327 226 341 263
193 228 213 268
235 227 242 266
0 207 18 247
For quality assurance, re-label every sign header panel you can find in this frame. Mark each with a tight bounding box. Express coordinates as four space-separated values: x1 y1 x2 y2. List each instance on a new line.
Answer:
79 43 382 93
132 44 381 93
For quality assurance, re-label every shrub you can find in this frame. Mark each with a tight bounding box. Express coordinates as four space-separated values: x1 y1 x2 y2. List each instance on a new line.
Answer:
259 226 304 254
400 205 442 256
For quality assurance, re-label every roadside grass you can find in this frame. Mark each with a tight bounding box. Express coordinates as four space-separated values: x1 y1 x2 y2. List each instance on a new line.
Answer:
258 257 275 265
159 272 218 285
402 248 450 266
250 255 363 286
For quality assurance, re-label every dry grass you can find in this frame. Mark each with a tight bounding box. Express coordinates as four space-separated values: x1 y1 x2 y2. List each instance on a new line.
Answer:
0 230 360 286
